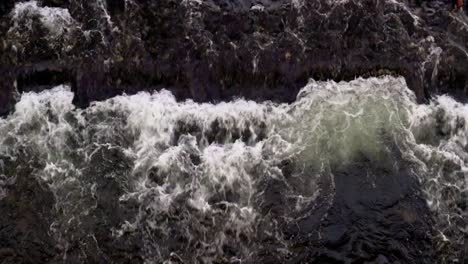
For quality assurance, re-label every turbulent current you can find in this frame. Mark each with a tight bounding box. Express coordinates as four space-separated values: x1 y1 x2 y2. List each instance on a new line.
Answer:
0 76 466 263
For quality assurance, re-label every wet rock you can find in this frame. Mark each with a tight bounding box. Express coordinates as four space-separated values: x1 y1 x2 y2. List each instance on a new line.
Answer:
0 0 468 115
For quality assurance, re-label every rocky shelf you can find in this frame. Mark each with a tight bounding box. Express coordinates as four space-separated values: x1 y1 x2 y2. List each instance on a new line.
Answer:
0 0 468 116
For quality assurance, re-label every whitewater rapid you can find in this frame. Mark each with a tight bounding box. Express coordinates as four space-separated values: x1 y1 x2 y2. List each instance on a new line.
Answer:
0 76 466 263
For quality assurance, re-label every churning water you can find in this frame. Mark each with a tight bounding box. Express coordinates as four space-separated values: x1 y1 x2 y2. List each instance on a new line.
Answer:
0 76 466 263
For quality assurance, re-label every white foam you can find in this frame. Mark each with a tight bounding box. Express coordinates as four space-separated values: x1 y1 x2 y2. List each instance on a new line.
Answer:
10 0 75 37
0 76 466 262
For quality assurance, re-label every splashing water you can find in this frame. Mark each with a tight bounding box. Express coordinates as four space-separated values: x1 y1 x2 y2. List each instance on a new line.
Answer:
9 1 75 37
0 76 466 263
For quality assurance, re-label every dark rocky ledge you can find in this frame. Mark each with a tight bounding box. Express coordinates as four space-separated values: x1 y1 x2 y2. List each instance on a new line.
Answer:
0 0 468 116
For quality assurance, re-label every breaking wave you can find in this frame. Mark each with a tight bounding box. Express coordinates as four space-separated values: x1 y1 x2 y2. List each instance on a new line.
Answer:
0 76 466 263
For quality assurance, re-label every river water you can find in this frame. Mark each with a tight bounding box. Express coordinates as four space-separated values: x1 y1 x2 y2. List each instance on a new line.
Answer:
0 76 466 263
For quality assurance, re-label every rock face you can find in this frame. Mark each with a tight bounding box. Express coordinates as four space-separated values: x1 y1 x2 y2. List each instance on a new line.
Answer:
0 0 468 116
